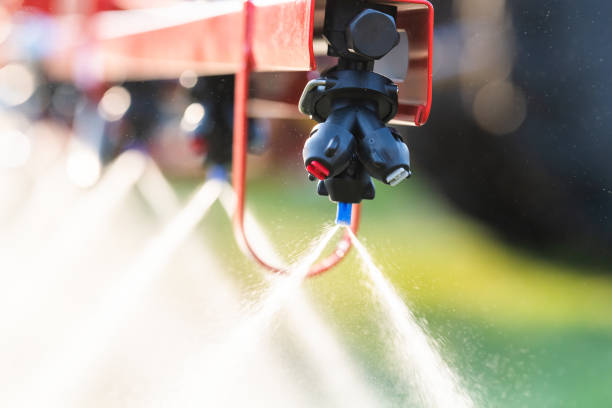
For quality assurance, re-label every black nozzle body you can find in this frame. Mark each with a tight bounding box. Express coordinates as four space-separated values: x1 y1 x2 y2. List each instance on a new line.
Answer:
303 118 356 179
317 161 375 204
354 108 411 184
301 0 411 204
302 98 410 202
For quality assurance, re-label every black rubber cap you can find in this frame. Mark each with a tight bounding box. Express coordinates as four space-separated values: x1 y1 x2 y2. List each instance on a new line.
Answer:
346 9 399 60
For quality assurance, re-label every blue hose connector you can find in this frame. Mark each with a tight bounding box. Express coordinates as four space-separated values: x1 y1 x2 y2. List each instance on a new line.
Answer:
335 202 352 226
207 164 228 181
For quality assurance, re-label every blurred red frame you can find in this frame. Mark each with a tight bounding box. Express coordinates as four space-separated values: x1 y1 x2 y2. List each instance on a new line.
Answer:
14 0 432 126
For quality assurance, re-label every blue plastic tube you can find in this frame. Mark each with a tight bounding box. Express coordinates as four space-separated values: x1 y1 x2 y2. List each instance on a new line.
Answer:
335 202 352 226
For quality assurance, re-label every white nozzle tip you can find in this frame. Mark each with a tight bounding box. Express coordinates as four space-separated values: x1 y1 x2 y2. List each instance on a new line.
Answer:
386 168 409 186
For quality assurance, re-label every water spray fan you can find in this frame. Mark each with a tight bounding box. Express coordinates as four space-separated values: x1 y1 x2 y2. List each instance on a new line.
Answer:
231 0 433 277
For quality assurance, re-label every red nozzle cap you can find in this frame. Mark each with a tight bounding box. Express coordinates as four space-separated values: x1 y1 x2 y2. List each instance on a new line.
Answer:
190 138 208 155
306 160 330 180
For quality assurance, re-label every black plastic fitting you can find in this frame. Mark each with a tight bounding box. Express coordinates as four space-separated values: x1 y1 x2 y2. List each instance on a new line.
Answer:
303 121 356 178
301 0 410 204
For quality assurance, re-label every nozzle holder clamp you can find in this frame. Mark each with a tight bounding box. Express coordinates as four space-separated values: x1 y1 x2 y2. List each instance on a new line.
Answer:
299 69 399 124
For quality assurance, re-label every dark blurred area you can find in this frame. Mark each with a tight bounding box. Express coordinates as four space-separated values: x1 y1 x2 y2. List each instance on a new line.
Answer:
404 0 612 267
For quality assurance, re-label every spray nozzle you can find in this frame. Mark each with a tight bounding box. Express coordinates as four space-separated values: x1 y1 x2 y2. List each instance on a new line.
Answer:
300 72 411 204
300 0 411 209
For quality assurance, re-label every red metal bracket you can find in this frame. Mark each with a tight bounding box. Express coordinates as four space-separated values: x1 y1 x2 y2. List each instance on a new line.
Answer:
231 0 360 277
392 0 434 126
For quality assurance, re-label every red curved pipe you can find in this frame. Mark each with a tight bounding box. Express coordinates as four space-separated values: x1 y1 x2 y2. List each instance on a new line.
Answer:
231 0 360 277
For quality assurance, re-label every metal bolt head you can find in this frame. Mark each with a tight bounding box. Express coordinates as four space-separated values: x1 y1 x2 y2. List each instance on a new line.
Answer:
346 9 399 60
